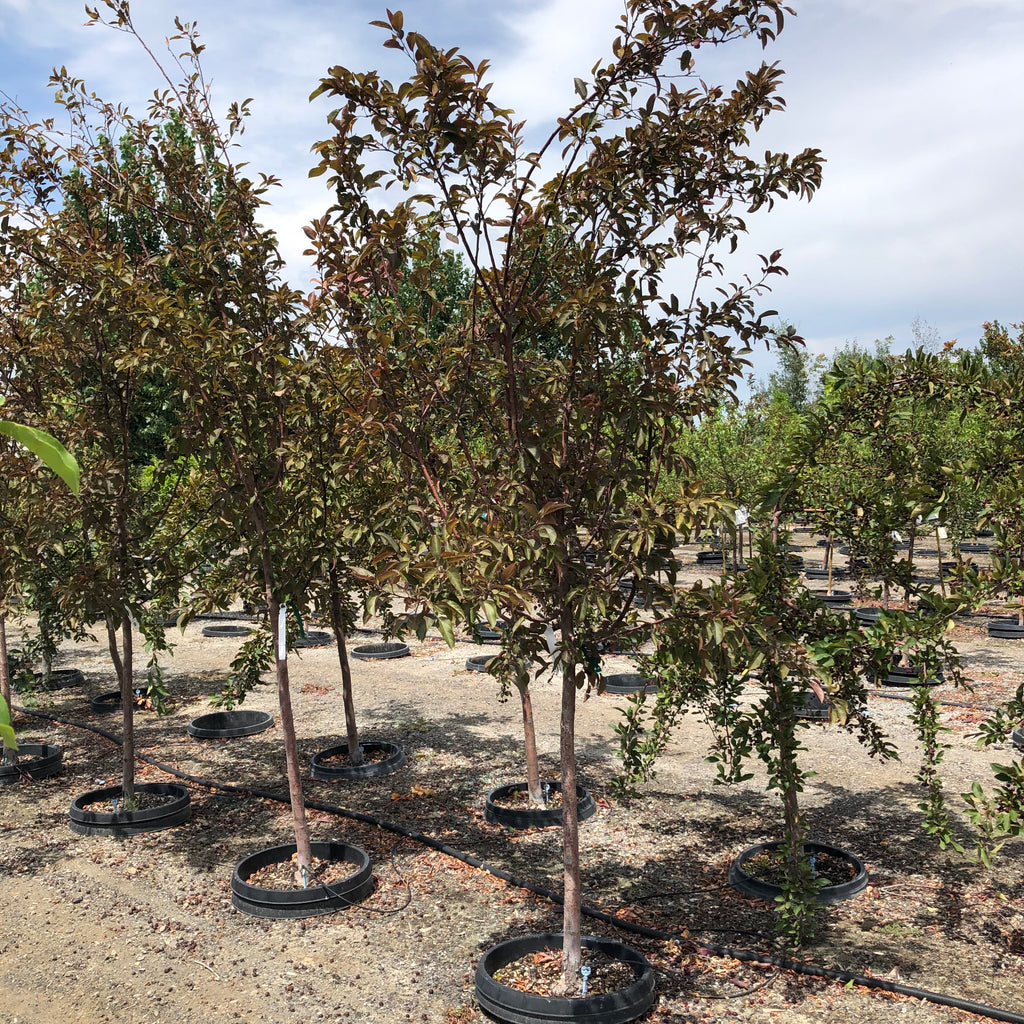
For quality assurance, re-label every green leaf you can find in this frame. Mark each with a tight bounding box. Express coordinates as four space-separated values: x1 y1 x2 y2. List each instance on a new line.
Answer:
436 616 455 648
0 695 16 752
0 421 80 494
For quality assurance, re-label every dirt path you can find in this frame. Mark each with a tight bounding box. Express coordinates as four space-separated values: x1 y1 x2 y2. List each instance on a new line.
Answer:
2 534 1023 1023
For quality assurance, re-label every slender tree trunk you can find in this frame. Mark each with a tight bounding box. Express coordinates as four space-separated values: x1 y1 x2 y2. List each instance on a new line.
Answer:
268 593 313 876
518 681 542 803
935 526 947 599
905 529 916 610
107 616 135 802
559 597 581 990
328 570 362 766
1 612 13 765
0 613 10 708
774 680 804 863
825 533 834 594
782 779 802 853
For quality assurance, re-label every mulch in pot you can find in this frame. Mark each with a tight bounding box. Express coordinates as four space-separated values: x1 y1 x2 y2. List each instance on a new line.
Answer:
490 783 564 811
80 788 181 813
245 853 364 890
493 944 636 999
316 746 396 768
742 846 859 888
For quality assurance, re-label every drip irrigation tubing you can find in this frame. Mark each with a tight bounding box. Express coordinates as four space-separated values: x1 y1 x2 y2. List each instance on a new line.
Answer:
14 703 1024 1024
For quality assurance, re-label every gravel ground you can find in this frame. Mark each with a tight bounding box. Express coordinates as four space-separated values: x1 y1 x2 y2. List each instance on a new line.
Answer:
2 531 1023 1024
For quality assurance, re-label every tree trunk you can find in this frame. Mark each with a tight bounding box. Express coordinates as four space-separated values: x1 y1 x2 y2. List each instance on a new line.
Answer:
904 530 916 609
328 570 362 765
0 613 10 708
107 616 135 803
268 594 313 877
558 599 581 990
1 612 13 764
935 526 946 599
782 777 802 855
518 681 542 803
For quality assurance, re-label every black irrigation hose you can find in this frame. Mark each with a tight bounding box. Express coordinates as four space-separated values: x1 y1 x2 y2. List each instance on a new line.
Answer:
14 704 1024 1024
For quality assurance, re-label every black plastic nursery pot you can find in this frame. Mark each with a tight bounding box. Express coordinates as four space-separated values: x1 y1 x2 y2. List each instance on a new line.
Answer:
794 691 830 721
90 690 150 714
293 630 333 648
201 624 253 638
231 840 373 919
466 654 496 673
601 673 658 696
876 663 944 688
475 933 656 1024
1013 727 1024 752
68 782 191 836
853 606 887 626
958 541 990 554
15 668 86 693
695 549 725 564
0 743 63 785
728 840 868 906
617 577 661 608
485 781 597 830
987 617 1024 640
811 589 852 607
472 622 503 644
186 709 274 739
309 740 406 781
804 566 846 581
350 641 409 661
597 638 644 656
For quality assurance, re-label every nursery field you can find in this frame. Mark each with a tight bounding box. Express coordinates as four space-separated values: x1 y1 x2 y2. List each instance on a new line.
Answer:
2 533 1024 1024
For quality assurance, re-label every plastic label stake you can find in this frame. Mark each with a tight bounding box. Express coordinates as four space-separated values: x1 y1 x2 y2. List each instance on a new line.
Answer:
278 605 287 661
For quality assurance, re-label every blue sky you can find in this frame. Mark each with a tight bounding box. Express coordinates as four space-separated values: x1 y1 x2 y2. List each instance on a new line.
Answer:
2 0 1022 386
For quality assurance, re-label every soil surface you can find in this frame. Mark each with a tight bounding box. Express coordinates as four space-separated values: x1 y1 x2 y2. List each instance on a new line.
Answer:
2 528 1024 1024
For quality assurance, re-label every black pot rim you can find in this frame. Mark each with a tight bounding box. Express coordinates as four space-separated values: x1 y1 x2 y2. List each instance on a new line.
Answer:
876 662 944 687
466 654 496 672
728 839 867 905
485 780 597 830
231 840 373 918
293 630 334 648
350 641 410 660
601 673 658 695
89 690 151 714
187 709 274 739
987 618 1024 638
475 932 656 1024
68 782 192 836
0 742 63 784
15 668 86 693
201 624 253 638
309 740 406 780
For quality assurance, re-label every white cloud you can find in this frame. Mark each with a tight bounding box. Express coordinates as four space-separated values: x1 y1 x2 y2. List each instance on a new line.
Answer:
2 0 1021 362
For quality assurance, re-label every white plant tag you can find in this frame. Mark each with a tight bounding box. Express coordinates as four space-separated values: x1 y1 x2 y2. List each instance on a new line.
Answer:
544 624 558 654
278 605 287 660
